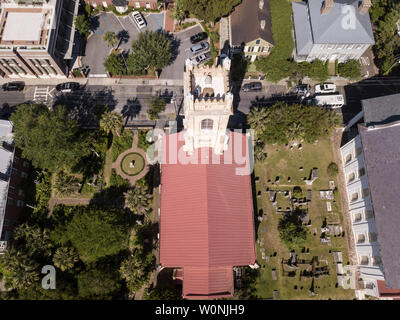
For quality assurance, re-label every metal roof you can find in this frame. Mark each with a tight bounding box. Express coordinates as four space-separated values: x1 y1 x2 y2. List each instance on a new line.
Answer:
359 123 400 289
292 1 313 56
160 131 256 298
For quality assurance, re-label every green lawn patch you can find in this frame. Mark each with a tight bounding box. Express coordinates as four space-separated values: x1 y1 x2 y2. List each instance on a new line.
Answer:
120 152 145 176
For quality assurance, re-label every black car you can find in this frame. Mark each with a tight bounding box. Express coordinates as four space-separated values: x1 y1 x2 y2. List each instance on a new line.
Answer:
242 82 262 92
2 81 25 91
55 82 80 93
190 32 208 44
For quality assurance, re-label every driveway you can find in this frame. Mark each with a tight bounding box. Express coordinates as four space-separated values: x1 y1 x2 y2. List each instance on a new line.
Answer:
160 25 204 80
82 12 165 77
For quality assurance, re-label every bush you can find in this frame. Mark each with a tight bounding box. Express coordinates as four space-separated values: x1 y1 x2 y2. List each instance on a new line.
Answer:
278 211 307 250
327 162 339 177
138 130 152 152
147 96 166 120
338 59 361 80
104 53 126 76
110 169 130 188
111 130 133 162
293 186 303 199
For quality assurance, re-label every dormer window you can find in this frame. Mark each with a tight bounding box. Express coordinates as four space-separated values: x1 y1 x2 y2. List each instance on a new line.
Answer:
201 119 213 130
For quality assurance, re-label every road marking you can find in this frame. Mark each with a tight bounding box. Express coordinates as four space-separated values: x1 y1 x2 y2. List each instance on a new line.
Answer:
33 86 50 102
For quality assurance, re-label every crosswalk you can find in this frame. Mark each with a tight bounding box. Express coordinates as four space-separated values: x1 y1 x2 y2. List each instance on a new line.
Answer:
33 86 54 102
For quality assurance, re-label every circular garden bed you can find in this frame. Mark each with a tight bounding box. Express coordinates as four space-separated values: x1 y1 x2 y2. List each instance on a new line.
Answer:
120 152 146 176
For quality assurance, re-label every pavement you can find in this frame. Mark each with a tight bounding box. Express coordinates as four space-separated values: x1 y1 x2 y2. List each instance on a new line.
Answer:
159 24 204 80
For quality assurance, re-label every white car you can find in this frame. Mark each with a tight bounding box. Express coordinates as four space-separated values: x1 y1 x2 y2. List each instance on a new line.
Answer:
132 11 146 29
314 83 336 94
190 52 212 65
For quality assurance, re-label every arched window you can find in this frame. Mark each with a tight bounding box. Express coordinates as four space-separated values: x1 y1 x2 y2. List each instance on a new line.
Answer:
201 119 213 130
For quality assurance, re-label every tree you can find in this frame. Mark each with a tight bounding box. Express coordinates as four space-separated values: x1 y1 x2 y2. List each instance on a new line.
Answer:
125 185 153 216
53 246 79 272
181 0 241 23
53 171 80 197
292 186 303 199
100 111 123 137
0 248 40 290
77 268 121 299
120 250 154 292
131 31 173 75
247 103 341 145
338 59 361 80
147 96 166 120
145 286 182 300
104 53 126 76
10 104 89 172
102 31 118 48
13 223 54 258
253 140 267 162
278 211 307 250
126 53 146 76
169 0 186 25
327 162 339 177
74 14 91 38
51 206 129 263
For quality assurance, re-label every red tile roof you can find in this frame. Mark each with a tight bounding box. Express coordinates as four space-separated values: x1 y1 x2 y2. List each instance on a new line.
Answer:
160 131 255 299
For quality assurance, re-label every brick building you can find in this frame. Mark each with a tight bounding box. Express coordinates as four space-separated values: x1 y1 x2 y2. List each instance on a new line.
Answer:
0 0 80 79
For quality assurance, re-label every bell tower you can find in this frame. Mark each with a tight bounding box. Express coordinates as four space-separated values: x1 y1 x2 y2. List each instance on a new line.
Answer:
182 57 233 155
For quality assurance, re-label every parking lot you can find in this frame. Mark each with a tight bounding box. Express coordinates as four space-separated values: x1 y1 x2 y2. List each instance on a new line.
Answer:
160 25 205 80
82 12 165 77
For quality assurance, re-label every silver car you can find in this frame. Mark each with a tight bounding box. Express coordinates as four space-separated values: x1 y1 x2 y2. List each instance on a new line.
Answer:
190 41 209 54
190 52 212 65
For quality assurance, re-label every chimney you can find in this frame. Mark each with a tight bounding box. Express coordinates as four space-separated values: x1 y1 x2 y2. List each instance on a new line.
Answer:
320 0 334 15
358 0 371 15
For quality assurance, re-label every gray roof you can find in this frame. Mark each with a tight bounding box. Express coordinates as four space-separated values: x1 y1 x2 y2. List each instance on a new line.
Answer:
359 123 400 289
292 2 313 56
230 0 274 47
362 93 400 126
307 0 375 44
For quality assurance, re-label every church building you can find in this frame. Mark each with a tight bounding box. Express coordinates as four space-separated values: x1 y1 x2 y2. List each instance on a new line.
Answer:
159 58 256 299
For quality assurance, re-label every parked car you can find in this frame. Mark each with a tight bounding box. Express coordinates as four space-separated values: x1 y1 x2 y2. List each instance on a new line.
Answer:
190 41 209 54
132 11 146 29
55 82 80 93
190 52 212 65
242 82 262 92
2 81 25 91
190 32 208 44
314 83 336 94
295 84 311 95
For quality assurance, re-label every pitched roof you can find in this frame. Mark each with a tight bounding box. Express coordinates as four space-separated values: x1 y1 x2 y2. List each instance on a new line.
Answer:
160 131 256 299
359 123 400 289
230 0 274 46
362 93 400 126
377 280 400 297
292 1 313 56
307 0 374 44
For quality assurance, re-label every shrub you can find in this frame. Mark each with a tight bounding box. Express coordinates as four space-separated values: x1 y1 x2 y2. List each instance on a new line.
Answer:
338 59 361 80
327 162 339 177
111 130 133 162
293 186 303 199
147 96 166 120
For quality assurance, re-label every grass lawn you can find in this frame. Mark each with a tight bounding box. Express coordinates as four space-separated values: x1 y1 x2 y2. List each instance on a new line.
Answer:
252 137 355 299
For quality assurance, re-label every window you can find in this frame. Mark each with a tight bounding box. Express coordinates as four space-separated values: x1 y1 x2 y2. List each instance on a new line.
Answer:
347 172 355 183
146 2 151 9
358 167 365 177
21 172 28 179
368 232 378 242
372 256 382 266
362 188 369 198
359 255 369 265
345 153 352 164
201 119 213 130
357 234 365 243
14 156 20 164
243 46 249 52
9 186 15 194
263 46 270 53
350 192 359 203
255 39 260 45
136 2 140 8
7 197 13 205
18 189 24 197
353 212 362 223
355 147 362 157
17 200 24 207
365 210 374 219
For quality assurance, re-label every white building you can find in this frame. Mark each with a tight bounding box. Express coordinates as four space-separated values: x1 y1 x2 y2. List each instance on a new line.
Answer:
292 0 375 63
340 94 400 299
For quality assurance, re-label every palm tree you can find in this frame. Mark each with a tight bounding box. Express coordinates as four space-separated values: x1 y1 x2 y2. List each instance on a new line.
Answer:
53 171 79 197
102 31 118 49
247 107 269 138
124 185 152 217
119 252 151 292
53 246 79 272
100 111 123 137
169 0 186 25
